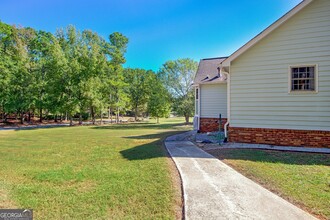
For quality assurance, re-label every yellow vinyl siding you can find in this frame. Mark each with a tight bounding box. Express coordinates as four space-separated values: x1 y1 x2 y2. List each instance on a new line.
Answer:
230 0 330 131
200 84 227 118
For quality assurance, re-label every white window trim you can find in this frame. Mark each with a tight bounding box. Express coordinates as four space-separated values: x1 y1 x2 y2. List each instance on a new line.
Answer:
288 64 318 94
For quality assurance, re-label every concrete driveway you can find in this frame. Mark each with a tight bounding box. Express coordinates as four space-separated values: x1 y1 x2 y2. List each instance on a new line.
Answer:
165 134 317 220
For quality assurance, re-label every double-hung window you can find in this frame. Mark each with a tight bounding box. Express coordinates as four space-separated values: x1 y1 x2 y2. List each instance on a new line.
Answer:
289 65 318 93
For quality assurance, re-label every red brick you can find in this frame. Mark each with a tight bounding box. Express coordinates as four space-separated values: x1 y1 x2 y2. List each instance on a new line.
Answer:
228 127 330 149
200 118 228 133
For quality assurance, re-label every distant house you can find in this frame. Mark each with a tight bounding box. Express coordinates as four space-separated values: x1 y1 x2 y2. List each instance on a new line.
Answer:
193 57 227 132
195 0 330 148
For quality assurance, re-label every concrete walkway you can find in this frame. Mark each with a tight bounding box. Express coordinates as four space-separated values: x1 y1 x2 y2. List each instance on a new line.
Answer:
165 133 317 220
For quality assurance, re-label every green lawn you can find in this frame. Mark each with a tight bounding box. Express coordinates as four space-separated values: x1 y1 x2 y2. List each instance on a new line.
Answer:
208 149 330 219
0 118 191 219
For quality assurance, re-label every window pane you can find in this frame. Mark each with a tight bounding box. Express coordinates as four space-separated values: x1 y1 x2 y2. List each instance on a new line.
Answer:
310 79 315 90
302 79 307 90
292 68 298 79
292 80 295 90
310 67 315 78
306 80 310 90
299 67 306 73
292 79 299 90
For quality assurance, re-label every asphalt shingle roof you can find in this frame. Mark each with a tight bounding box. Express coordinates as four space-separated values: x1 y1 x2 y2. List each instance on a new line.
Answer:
194 57 228 85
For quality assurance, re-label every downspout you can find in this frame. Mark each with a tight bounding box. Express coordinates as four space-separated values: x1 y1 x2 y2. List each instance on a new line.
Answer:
220 66 230 141
198 85 201 131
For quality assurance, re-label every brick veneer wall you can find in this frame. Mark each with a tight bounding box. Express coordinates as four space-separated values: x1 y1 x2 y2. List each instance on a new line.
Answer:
200 118 228 133
229 127 330 148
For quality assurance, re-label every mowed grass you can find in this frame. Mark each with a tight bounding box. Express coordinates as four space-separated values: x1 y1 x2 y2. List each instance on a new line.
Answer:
0 118 191 219
208 149 330 219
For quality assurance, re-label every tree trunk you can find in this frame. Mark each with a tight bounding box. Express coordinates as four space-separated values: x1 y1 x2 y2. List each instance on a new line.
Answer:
39 108 43 123
100 110 103 125
28 112 31 122
60 114 62 123
65 112 68 121
134 105 138 121
69 115 73 126
54 114 58 123
110 108 113 123
157 117 159 124
79 113 83 125
116 107 119 123
4 113 7 123
91 107 95 125
185 115 189 123
20 112 24 124
108 107 111 119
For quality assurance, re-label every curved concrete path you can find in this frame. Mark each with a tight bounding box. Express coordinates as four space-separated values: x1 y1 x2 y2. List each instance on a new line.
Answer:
165 132 317 220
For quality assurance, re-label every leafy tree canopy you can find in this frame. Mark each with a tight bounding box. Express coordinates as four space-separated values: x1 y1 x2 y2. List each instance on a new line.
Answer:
159 58 198 122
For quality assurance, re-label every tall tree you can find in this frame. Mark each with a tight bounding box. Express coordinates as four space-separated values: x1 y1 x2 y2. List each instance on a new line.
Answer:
30 30 56 122
56 26 82 125
79 30 107 124
147 76 171 123
43 31 68 122
0 21 13 120
106 32 129 123
159 58 198 123
7 26 35 124
124 68 154 121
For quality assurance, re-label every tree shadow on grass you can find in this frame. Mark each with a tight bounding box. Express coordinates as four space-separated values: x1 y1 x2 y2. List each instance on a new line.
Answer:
207 148 330 166
120 139 169 161
120 130 181 160
122 131 180 140
120 130 213 160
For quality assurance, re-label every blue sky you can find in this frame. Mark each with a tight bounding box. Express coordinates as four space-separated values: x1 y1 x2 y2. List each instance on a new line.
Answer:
0 0 302 71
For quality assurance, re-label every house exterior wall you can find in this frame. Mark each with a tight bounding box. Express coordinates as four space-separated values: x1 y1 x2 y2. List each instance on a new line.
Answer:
200 84 227 118
199 83 227 132
229 0 330 134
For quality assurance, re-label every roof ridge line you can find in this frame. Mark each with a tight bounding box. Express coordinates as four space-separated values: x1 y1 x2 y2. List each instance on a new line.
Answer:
201 56 228 60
